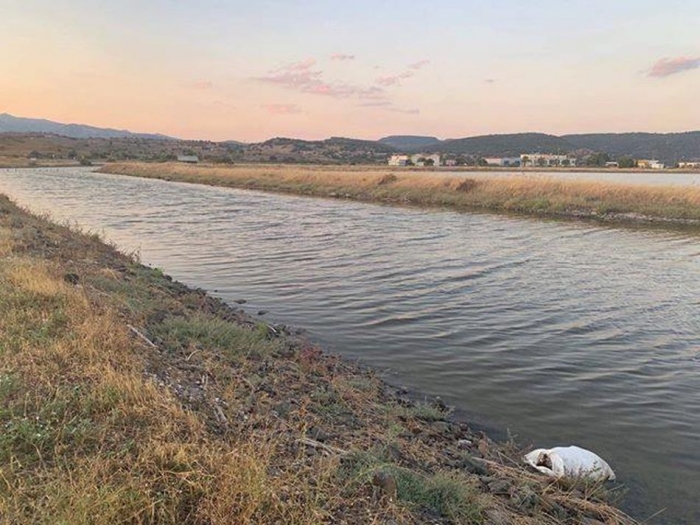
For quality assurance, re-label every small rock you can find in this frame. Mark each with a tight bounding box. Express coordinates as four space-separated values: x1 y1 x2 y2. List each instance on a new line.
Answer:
307 426 329 442
234 299 247 304
460 455 490 476
433 396 448 411
457 439 473 449
432 421 451 435
487 479 510 495
515 486 539 511
372 471 397 501
257 310 268 316
484 508 511 525
63 273 79 285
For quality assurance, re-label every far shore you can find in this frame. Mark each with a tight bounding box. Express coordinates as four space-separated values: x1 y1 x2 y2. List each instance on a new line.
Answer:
99 162 700 230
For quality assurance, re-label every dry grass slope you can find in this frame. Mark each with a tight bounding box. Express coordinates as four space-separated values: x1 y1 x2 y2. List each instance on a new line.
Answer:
102 162 700 227
0 194 639 524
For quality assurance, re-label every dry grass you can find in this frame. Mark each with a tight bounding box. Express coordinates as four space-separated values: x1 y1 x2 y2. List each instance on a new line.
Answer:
0 194 641 524
0 155 78 168
102 162 700 226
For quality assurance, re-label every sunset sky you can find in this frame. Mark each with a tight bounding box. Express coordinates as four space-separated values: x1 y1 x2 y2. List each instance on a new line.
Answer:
2 0 699 142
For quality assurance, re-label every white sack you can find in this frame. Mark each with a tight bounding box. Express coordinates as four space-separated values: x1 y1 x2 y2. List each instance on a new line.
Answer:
523 445 616 481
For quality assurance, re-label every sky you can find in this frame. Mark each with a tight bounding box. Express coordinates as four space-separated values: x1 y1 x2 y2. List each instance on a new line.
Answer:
2 0 699 142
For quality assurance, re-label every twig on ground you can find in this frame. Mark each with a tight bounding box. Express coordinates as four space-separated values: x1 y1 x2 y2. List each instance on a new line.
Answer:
127 324 158 349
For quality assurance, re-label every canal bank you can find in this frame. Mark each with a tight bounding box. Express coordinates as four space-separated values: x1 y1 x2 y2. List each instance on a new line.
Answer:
101 162 700 229
4 167 700 523
0 191 639 524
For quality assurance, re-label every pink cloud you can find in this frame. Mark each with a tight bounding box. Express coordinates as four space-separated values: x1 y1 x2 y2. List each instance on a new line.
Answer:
331 53 355 61
388 107 420 115
287 59 317 71
257 60 387 100
358 101 419 115
262 104 302 115
648 56 700 77
376 71 414 86
359 101 392 107
408 59 430 70
187 80 214 90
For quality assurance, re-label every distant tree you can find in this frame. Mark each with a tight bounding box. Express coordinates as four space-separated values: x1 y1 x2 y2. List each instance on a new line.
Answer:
536 156 547 167
521 155 530 167
477 157 488 167
586 152 610 167
561 159 571 167
618 156 637 168
424 158 435 166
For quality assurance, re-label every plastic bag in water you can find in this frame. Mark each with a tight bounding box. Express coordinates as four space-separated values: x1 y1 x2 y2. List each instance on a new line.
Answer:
524 446 616 481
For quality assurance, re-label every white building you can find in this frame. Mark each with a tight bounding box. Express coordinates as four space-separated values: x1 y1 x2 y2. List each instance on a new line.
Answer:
637 159 665 169
177 155 200 164
520 153 576 167
483 157 521 167
388 153 441 167
678 161 700 169
388 154 409 166
411 153 441 167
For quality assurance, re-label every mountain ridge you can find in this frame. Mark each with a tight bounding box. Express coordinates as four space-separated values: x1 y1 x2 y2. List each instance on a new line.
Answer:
3 113 700 164
0 113 173 140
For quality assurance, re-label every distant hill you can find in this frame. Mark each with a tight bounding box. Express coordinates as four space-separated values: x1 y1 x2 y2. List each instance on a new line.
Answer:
379 131 700 165
244 136 396 164
4 112 700 165
435 133 575 156
564 132 700 164
379 135 440 150
0 113 173 140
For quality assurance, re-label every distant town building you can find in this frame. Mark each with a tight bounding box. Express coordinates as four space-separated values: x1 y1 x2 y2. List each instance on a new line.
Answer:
388 154 410 166
678 161 700 169
483 157 521 167
444 159 458 167
637 159 665 169
520 153 576 167
177 155 200 164
388 153 441 166
605 161 620 168
411 153 441 167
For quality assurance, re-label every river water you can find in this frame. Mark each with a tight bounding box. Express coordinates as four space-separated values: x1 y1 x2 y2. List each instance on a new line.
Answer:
446 169 700 187
1 167 699 524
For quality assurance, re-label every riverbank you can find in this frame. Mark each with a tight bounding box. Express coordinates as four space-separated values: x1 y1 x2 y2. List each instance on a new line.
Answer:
0 157 79 168
101 162 700 228
0 194 638 524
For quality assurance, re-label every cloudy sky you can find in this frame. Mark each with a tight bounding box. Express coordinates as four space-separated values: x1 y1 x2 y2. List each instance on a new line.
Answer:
2 0 699 141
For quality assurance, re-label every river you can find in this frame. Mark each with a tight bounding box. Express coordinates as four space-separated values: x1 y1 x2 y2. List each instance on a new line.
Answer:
445 168 700 187
1 167 699 524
